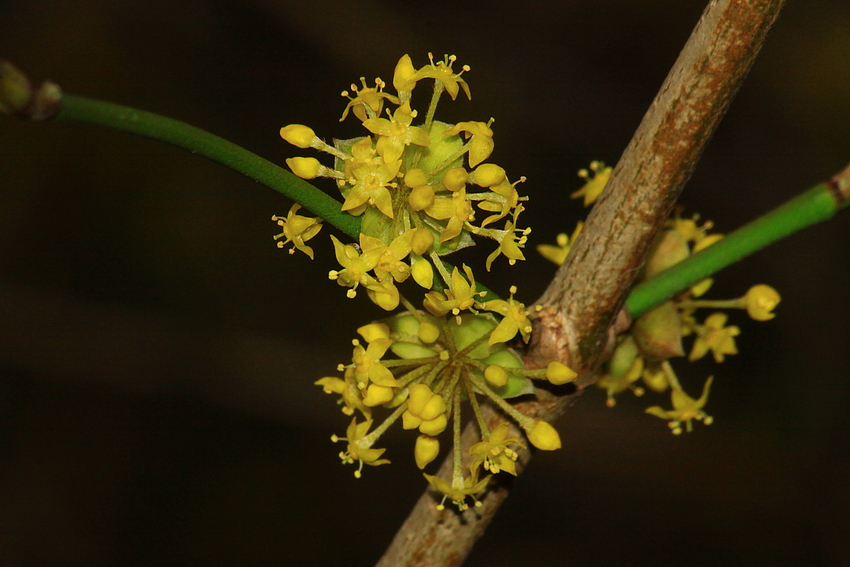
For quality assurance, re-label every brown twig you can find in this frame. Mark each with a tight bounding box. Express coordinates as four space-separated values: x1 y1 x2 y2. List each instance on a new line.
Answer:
376 1 786 565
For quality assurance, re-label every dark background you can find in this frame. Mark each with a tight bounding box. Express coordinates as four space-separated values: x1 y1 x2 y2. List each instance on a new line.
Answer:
1 1 849 565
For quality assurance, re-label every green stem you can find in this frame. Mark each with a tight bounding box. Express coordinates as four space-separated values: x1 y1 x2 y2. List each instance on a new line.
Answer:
56 94 361 239
625 165 850 318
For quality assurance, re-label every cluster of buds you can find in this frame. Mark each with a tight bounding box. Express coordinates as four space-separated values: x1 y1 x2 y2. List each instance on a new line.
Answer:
275 54 575 509
540 189 781 434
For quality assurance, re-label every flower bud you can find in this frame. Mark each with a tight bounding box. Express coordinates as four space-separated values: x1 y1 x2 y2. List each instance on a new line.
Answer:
632 301 685 360
286 157 322 179
417 321 440 344
443 167 468 191
408 185 435 210
744 284 780 321
419 394 447 421
643 230 690 279
528 420 561 451
414 435 440 469
546 361 577 385
419 413 448 436
484 365 509 387
408 383 433 416
411 228 435 255
279 124 316 148
393 54 418 92
411 258 434 289
0 60 32 115
363 384 394 407
404 168 428 188
472 163 506 187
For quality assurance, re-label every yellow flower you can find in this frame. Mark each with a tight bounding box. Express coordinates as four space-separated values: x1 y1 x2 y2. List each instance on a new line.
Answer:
423 265 480 318
475 175 521 228
364 277 401 311
372 230 416 283
688 312 739 363
339 77 400 122
537 222 583 265
744 284 780 321
468 422 525 476
482 286 533 345
315 365 372 420
645 377 714 434
328 234 384 297
442 120 493 167
423 473 491 511
271 204 322 259
351 335 398 389
343 157 402 219
484 210 528 271
571 160 611 206
363 102 430 164
425 187 475 243
412 53 471 101
337 418 391 477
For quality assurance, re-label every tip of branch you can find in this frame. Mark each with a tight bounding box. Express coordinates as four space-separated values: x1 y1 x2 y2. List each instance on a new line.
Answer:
0 60 63 120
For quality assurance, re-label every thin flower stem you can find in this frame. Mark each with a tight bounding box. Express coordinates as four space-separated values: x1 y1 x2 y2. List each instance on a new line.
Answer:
55 94 362 239
625 166 850 319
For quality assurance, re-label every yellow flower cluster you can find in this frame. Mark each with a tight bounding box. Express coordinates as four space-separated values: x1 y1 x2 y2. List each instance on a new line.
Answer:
277 53 529 313
279 54 574 509
540 203 780 434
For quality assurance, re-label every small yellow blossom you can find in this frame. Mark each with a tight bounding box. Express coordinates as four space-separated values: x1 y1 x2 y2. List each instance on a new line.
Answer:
372 230 416 283
484 212 528 271
469 422 525 476
363 102 431 164
271 204 322 259
423 265 481 318
443 120 493 168
425 187 475 242
571 160 611 206
537 222 583 265
339 77 400 122
645 377 714 434
482 286 533 345
412 53 471 101
343 157 401 218
744 284 780 321
315 366 371 420
329 234 384 297
351 336 397 389
689 312 739 363
424 473 491 511
476 175 522 228
336 418 390 476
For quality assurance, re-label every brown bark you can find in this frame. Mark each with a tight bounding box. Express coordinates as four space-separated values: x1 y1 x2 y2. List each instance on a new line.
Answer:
376 1 786 566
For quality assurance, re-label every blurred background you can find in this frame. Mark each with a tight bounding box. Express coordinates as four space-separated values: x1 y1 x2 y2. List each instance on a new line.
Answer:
1 1 849 565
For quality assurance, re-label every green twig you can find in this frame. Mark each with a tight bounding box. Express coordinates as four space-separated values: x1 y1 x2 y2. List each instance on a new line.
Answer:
625 163 850 319
56 94 362 239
